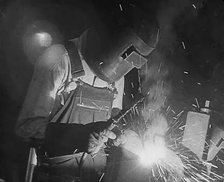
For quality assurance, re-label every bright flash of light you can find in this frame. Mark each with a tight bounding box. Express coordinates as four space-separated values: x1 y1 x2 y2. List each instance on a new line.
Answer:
139 140 167 166
34 32 52 47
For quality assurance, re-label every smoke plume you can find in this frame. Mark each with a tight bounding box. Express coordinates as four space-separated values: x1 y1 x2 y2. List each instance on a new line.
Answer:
141 0 192 132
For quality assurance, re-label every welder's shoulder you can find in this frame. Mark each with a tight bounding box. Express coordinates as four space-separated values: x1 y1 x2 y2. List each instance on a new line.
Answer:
37 44 68 68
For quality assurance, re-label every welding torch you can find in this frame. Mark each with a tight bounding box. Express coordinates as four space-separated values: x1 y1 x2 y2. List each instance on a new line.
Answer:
106 97 145 146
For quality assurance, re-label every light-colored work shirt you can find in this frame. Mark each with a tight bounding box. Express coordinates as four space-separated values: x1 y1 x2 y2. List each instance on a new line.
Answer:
16 43 124 140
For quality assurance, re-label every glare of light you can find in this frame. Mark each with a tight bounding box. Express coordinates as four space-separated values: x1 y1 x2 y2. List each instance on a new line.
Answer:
139 137 167 166
34 32 52 47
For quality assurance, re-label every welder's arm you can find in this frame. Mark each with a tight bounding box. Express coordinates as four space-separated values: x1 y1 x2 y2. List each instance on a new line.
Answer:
44 122 116 157
15 45 68 141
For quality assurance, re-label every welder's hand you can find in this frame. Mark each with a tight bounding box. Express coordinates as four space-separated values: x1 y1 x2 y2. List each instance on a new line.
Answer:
110 130 128 147
84 122 116 155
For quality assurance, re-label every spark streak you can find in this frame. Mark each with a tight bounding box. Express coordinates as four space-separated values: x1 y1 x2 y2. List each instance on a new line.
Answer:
138 69 142 93
119 4 123 11
195 98 200 108
182 41 186 49
99 173 105 182
192 4 196 9
131 82 134 88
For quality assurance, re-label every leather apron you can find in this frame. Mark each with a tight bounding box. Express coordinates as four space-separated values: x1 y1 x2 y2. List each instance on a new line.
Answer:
50 80 114 125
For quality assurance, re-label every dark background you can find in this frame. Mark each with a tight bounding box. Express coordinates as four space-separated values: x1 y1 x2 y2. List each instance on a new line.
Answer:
0 0 224 181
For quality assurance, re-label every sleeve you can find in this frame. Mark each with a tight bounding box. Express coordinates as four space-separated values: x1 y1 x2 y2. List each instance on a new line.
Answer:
15 44 70 140
112 77 124 110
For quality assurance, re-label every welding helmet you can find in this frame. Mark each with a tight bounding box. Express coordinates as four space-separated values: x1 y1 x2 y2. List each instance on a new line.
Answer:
22 20 63 63
80 21 159 83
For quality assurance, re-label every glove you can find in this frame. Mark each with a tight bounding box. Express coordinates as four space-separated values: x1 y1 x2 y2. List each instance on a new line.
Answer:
84 122 116 155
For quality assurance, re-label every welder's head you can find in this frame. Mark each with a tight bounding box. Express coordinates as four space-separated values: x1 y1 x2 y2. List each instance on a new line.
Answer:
81 19 159 83
22 20 63 63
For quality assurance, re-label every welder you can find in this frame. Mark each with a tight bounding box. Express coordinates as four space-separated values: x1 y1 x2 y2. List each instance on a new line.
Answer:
15 19 159 182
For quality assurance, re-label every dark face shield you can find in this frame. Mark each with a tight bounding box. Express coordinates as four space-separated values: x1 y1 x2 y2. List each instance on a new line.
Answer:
82 27 159 83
